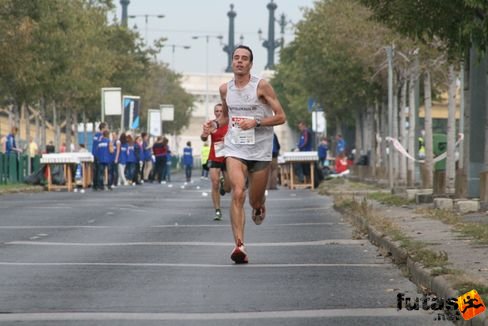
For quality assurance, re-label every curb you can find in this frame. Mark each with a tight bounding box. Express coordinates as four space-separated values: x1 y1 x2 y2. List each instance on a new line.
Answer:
341 203 488 325
0 185 44 195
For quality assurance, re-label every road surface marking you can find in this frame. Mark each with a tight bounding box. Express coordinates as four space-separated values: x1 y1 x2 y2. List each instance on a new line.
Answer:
0 222 343 229
0 262 386 268
0 309 429 321
7 240 369 247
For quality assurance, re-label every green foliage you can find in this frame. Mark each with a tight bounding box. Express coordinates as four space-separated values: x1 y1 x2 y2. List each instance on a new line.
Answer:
0 0 193 133
271 0 396 130
139 63 194 135
359 0 488 57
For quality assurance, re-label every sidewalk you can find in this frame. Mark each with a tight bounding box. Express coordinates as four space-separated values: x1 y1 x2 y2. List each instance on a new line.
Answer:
319 178 488 325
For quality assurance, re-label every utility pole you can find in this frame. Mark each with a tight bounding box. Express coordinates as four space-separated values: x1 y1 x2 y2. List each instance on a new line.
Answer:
259 0 282 70
120 0 130 27
223 4 237 73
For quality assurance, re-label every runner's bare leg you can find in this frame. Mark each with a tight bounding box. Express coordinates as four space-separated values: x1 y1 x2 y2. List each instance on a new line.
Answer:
226 157 248 245
248 166 269 210
210 168 221 209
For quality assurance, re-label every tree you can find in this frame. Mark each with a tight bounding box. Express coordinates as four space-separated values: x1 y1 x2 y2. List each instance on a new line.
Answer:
358 0 488 57
138 62 194 135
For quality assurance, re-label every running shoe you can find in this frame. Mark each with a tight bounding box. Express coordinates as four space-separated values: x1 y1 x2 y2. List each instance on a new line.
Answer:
219 176 225 196
252 206 266 225
230 240 248 264
213 209 222 221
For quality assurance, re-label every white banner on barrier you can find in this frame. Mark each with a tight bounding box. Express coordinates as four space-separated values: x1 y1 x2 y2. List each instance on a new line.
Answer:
385 133 464 163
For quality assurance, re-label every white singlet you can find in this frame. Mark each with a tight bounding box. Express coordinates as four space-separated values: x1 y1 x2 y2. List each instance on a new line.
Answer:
224 75 274 161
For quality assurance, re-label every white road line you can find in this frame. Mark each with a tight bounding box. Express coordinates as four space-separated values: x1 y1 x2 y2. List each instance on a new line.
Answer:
0 262 385 268
6 240 368 247
0 309 427 321
0 222 341 229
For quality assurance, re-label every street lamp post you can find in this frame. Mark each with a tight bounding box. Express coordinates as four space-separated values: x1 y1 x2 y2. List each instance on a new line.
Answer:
166 44 191 70
192 35 223 120
128 14 165 45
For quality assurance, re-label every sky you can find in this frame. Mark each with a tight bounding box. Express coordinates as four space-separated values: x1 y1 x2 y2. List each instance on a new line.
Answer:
112 0 316 74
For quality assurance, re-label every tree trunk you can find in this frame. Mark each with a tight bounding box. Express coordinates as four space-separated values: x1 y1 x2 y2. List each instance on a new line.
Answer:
393 82 399 183
14 101 20 133
83 111 88 150
24 103 31 146
7 104 14 129
40 98 47 152
53 102 60 152
65 107 72 152
423 70 434 189
445 64 457 194
380 101 388 170
354 110 363 162
408 67 417 186
35 108 40 146
73 110 78 151
366 104 376 176
399 78 407 185
374 101 381 170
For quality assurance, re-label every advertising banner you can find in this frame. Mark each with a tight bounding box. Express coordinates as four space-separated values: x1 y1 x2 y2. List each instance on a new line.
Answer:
123 96 141 130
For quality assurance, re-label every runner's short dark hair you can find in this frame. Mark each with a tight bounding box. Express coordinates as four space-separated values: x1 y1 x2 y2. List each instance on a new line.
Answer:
233 45 253 62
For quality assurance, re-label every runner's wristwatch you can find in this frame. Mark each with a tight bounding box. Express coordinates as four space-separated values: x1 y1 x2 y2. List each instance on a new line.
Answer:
255 117 261 128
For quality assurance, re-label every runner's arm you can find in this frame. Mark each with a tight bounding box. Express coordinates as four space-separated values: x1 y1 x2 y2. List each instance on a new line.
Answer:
203 84 229 133
257 80 286 127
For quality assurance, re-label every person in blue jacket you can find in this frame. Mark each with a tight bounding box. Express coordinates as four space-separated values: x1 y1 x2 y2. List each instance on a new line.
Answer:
317 137 329 168
165 148 172 183
96 129 114 190
182 141 193 183
115 132 128 186
296 121 312 183
141 132 153 182
5 126 20 155
109 132 118 189
92 122 107 190
125 134 137 186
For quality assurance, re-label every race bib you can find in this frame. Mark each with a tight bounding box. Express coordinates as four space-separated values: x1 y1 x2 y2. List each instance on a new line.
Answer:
230 116 255 145
214 141 225 157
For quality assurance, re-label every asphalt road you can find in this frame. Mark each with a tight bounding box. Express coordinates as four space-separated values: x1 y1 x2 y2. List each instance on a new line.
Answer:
0 173 440 325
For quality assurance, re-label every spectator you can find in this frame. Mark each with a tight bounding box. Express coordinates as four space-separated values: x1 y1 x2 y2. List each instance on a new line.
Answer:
27 136 39 173
46 141 55 153
96 129 114 190
296 121 312 183
182 141 193 183
165 148 172 183
152 136 167 184
141 132 153 182
200 141 210 179
317 137 329 168
6 126 21 155
115 133 128 186
335 152 349 174
125 134 137 186
335 134 346 156
92 122 107 191
134 135 143 185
